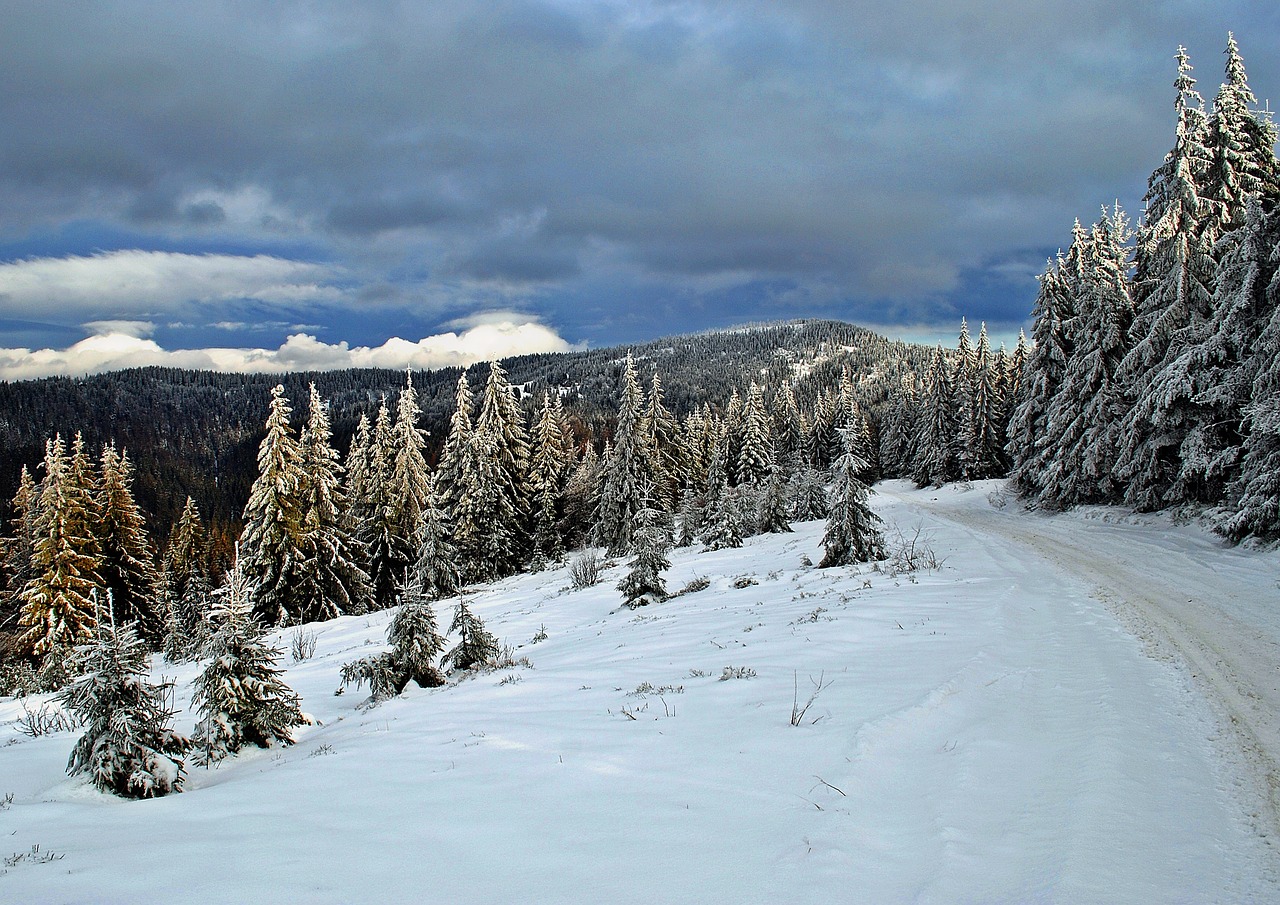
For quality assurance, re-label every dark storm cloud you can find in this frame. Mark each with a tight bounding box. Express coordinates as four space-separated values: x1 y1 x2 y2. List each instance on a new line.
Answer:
1 0 1278 360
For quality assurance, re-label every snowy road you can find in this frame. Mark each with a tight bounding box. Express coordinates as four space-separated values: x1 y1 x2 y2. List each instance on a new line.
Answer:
883 479 1280 842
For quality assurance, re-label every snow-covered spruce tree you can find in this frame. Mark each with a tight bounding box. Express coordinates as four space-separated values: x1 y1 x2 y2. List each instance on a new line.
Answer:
700 449 744 551
474 360 533 567
58 598 189 798
617 486 671 608
735 382 775 487
389 373 434 555
963 323 1007 481
1113 47 1217 511
647 373 686 512
452 432 520 584
559 443 601 551
951 319 977 472
675 487 703 548
1038 207 1135 508
295 384 373 622
1007 255 1075 496
445 595 498 672
433 372 475 518
342 412 374 532
820 432 887 568
1220 203 1280 540
805 392 837 470
1204 34 1279 240
95 444 163 647
757 462 794 534
790 464 830 522
528 392 571 570
593 353 653 556
341 569 449 702
911 345 959 487
18 435 103 657
239 385 306 626
1 465 39 632
191 556 307 765
413 483 458 600
772 383 805 470
878 377 919 478
360 398 410 610
161 496 211 662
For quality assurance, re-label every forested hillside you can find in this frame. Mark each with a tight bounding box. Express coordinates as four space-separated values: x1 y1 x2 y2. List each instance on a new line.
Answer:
0 320 927 543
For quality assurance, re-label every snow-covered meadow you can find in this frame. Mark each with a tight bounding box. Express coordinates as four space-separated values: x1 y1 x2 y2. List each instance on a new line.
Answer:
2 481 1277 903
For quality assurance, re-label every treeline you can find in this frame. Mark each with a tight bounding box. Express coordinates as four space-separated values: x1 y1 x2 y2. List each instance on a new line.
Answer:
0 320 925 541
1003 37 1280 540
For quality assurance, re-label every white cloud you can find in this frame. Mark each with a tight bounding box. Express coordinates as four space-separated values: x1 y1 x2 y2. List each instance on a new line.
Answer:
0 318 576 380
0 250 344 320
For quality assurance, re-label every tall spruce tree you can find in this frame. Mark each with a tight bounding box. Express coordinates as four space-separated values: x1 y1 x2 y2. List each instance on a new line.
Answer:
360 399 405 610
912 346 959 487
95 444 163 646
239 386 306 626
295 384 373 622
1 466 39 632
617 484 671 608
964 323 1007 480
594 354 653 555
820 432 887 568
1114 47 1217 510
736 382 775 486
18 435 103 657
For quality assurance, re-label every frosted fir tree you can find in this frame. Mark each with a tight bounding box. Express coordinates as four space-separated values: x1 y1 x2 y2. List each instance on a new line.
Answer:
343 412 374 531
18 435 103 657
452 432 520 583
594 354 654 555
238 385 306 626
1 465 39 631
1220 204 1280 540
790 466 830 522
474 360 533 560
805 392 837 470
700 451 744 551
1008 256 1075 496
1205 34 1279 238
95 444 163 647
361 398 410 610
1114 48 1217 511
675 487 703 548
963 323 1007 481
1193 201 1275 515
59 597 189 799
161 496 211 662
912 345 960 487
413 484 458 600
191 556 307 765
389 373 434 553
528 392 572 570
1039 207 1135 508
771 383 805 469
341 570 448 703
951 319 977 455
445 595 499 672
295 384 373 622
617 487 671 608
878 378 920 478
820 432 887 568
757 462 794 534
559 443 602 551
646 373 686 511
434 372 476 517
735 382 775 487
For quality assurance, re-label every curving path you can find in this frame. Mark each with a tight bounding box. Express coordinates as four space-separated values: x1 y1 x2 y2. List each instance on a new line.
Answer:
882 480 1280 842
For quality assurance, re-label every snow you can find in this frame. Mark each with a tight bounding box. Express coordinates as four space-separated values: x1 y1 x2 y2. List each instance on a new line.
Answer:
2 480 1278 902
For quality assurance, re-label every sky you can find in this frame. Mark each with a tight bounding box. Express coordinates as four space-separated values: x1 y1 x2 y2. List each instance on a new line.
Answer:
1 1 1277 379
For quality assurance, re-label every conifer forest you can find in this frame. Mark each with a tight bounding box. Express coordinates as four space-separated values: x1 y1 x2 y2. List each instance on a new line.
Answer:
2 34 1280 904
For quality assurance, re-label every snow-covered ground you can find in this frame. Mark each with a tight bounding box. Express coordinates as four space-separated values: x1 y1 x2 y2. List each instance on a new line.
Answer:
2 480 1278 903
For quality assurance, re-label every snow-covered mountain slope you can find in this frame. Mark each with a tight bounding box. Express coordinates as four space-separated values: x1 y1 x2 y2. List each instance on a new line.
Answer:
2 482 1277 903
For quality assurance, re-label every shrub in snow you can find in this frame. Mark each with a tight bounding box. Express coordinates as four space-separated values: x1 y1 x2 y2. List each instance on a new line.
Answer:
384 593 447 689
446 597 498 671
190 559 306 765
569 549 603 589
58 604 190 799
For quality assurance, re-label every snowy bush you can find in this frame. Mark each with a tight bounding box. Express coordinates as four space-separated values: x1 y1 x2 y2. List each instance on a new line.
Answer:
289 628 318 662
569 549 603 589
17 700 78 737
446 598 499 671
719 666 756 681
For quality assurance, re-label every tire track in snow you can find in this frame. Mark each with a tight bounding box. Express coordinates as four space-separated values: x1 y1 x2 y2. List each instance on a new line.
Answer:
885 485 1280 847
